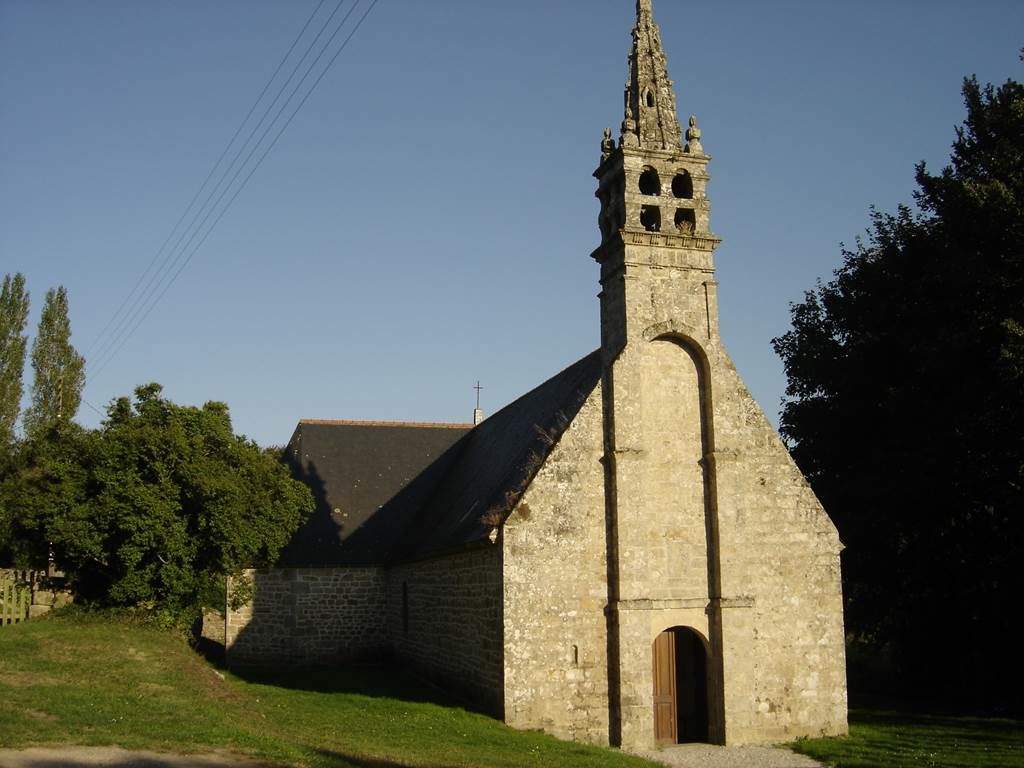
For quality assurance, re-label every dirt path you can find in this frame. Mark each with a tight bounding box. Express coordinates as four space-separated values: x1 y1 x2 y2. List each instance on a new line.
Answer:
0 747 277 768
0 744 823 768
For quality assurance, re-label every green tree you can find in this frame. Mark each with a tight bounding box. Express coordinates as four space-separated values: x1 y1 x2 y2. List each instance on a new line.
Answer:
0 421 94 568
0 273 30 450
23 286 85 438
28 384 312 616
772 72 1023 712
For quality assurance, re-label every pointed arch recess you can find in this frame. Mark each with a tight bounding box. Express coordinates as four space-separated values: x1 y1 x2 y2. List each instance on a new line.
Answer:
640 329 725 744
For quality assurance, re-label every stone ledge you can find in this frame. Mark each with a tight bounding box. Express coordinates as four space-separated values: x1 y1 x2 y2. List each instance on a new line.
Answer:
611 597 708 611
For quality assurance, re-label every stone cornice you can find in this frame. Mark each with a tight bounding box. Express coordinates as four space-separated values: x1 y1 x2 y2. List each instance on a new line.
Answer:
589 228 724 264
607 596 755 612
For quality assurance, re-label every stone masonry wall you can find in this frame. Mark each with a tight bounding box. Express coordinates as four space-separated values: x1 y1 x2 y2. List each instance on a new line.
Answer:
226 567 386 665
708 354 848 744
502 383 611 745
602 304 847 748
597 229 847 748
386 546 503 715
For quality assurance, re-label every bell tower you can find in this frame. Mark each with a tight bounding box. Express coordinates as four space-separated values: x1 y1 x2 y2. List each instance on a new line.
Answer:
596 0 731 748
593 0 721 360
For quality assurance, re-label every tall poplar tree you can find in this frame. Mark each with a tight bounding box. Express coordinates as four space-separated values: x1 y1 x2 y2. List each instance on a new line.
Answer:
23 286 86 437
0 273 30 450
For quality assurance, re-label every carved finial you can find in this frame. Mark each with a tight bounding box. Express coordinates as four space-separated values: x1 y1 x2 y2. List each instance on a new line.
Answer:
637 0 653 15
685 115 703 154
601 127 615 160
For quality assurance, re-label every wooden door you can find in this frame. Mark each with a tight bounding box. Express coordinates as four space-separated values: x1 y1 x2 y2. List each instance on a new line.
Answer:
652 630 677 745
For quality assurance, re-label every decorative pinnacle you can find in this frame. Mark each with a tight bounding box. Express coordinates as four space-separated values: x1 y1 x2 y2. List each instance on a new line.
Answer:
685 115 703 154
621 0 683 151
601 126 616 160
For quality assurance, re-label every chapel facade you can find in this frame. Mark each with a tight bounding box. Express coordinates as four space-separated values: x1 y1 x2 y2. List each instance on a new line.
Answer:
215 0 848 749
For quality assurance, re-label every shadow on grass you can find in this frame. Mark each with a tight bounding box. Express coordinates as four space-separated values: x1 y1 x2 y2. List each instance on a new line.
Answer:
187 632 464 710
852 707 1023 735
789 708 1024 768
228 662 465 709
307 747 466 768
0 748 461 768
193 634 227 667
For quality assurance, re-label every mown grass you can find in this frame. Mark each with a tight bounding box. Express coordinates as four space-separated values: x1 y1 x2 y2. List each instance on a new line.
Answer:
0 611 656 768
6 613 1022 768
788 708 1024 768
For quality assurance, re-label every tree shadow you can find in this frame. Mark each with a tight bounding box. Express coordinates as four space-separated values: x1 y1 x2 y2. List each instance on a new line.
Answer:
228 661 466 709
306 748 464 768
851 708 1024 735
0 751 275 768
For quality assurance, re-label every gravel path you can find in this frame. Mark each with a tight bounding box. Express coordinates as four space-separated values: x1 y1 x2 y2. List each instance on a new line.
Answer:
0 747 276 768
0 744 823 768
629 744 824 768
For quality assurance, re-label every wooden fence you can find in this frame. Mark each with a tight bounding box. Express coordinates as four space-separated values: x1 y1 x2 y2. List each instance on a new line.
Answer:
1 570 31 626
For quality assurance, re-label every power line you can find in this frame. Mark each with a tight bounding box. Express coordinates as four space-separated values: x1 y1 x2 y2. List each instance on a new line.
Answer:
91 0 359 370
85 0 331 364
89 0 367 379
87 0 380 382
81 398 105 418
88 0 347 372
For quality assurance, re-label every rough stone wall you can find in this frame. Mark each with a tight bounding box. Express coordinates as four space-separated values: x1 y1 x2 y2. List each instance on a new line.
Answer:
594 144 847 746
226 567 386 665
502 382 610 745
600 296 847 748
386 547 503 715
708 353 848 744
201 608 225 647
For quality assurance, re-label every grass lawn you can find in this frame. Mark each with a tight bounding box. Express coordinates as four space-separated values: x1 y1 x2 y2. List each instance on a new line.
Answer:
788 708 1024 768
0 611 656 768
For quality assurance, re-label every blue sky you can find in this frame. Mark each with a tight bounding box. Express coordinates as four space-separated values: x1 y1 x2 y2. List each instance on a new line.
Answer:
2 0 1021 447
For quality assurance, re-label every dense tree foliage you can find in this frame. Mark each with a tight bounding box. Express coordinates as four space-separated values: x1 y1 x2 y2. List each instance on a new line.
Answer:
23 286 85 438
773 73 1023 712
0 273 30 451
1 384 314 618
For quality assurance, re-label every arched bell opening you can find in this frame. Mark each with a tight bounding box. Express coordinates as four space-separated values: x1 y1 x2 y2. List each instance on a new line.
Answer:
640 204 661 232
672 171 694 199
652 626 710 745
674 208 696 235
639 167 662 196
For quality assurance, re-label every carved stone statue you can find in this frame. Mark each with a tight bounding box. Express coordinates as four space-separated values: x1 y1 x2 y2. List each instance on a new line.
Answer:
685 115 703 154
601 127 616 160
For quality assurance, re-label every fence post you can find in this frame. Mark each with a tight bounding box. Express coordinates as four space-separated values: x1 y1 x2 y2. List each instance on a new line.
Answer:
0 570 31 626
2 575 11 626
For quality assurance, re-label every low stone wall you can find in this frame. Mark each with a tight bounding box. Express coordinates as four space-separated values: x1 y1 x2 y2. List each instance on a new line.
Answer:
226 567 386 665
0 569 72 622
386 546 503 715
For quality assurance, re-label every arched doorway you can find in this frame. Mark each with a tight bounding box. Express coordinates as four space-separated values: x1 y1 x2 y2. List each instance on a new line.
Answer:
652 627 709 744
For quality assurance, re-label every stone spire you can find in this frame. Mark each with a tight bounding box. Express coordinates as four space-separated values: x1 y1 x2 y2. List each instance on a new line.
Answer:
621 0 684 151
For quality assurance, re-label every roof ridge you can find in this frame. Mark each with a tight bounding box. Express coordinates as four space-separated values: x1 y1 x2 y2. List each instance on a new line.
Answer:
299 419 474 429
387 348 604 563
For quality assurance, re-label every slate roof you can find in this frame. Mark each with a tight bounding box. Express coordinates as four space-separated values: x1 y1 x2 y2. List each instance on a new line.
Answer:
279 349 604 566
278 420 471 566
389 350 603 562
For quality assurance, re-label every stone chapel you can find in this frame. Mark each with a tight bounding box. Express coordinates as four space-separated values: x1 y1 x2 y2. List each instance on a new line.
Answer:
216 0 848 749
